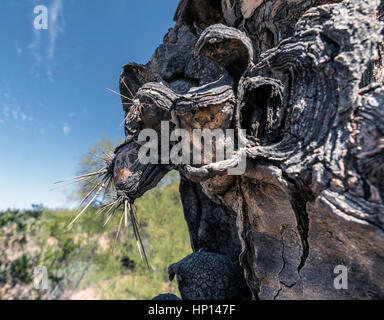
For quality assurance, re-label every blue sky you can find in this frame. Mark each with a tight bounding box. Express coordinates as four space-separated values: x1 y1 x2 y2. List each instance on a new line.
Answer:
0 0 179 210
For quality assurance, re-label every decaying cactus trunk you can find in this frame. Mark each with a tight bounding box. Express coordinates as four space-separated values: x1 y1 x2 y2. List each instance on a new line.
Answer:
114 0 384 299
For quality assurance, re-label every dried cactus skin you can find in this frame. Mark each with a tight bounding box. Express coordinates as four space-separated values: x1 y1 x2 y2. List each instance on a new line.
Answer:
112 0 384 300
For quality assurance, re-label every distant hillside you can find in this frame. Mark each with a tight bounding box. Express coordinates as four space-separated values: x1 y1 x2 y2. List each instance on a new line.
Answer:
0 175 191 300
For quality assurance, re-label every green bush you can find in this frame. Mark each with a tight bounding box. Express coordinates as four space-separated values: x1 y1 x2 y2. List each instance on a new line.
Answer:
0 172 191 300
9 254 32 285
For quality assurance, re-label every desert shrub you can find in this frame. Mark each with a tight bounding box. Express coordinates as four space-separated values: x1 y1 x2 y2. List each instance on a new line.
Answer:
0 172 191 300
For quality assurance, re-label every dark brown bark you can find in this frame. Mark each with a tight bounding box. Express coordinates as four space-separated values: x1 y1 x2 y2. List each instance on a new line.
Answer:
112 0 384 299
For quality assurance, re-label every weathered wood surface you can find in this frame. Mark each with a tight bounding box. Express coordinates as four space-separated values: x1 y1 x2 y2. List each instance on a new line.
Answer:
113 0 384 299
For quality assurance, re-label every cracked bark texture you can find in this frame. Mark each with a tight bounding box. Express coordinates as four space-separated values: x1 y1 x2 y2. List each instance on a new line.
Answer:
112 0 384 299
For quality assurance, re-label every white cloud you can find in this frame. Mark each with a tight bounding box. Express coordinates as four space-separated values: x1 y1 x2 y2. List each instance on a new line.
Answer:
12 110 18 119
47 0 63 60
2 103 33 123
14 40 23 55
2 104 10 118
63 124 71 135
28 30 43 68
29 0 65 82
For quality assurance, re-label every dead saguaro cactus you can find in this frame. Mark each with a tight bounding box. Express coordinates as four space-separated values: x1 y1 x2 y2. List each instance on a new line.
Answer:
105 0 384 299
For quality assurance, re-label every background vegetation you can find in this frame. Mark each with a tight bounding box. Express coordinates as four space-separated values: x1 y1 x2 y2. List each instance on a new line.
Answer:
0 138 191 300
